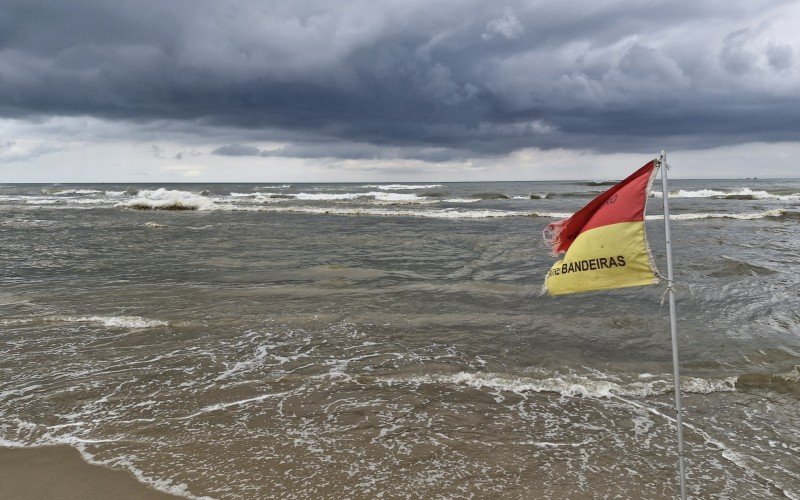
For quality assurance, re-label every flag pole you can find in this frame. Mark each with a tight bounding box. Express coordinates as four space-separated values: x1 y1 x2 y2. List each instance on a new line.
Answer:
660 149 687 500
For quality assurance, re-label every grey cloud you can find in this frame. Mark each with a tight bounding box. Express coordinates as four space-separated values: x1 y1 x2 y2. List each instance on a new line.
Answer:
212 141 473 162
719 29 755 75
174 148 203 160
0 138 61 162
0 0 798 162
482 7 524 40
765 43 793 71
212 144 263 157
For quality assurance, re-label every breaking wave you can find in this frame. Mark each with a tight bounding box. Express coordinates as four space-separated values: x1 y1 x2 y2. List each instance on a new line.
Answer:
3 315 168 328
25 198 59 205
294 191 425 202
582 180 618 186
380 371 737 399
123 201 200 210
382 369 800 399
471 192 510 200
229 192 288 203
116 189 218 210
735 367 800 396
254 207 794 220
646 209 798 221
551 191 599 198
111 195 798 220
292 192 362 201
255 205 528 219
11 185 800 222
228 191 430 203
104 188 141 196
363 184 442 190
40 188 103 195
652 188 800 201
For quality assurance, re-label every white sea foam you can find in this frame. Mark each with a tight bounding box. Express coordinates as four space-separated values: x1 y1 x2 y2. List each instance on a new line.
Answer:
534 212 573 219
255 205 526 219
369 191 424 202
183 389 300 419
380 371 737 399
16 186 796 221
227 193 286 204
291 191 424 202
444 198 481 203
293 192 364 201
652 187 800 201
102 454 208 499
0 424 204 499
2 315 168 328
615 395 799 500
59 438 204 499
117 188 217 210
681 377 738 394
520 438 596 448
131 188 211 199
49 189 103 195
66 199 108 205
0 384 42 403
1 195 74 204
0 437 26 448
75 316 168 328
26 198 59 205
645 209 792 221
364 184 442 190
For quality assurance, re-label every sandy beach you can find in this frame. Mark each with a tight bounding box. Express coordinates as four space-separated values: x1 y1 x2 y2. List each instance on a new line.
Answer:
0 446 175 499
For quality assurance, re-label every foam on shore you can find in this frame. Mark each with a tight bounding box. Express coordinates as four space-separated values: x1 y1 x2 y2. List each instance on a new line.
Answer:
379 371 738 399
0 446 177 499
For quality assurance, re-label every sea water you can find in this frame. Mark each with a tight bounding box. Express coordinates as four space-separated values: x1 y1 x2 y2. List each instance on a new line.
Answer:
1 179 799 498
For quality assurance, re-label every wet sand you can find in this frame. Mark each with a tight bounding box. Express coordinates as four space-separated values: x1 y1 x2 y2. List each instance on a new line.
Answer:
0 446 175 499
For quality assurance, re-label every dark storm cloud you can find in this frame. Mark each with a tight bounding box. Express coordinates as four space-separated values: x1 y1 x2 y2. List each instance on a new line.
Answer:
1 0 798 160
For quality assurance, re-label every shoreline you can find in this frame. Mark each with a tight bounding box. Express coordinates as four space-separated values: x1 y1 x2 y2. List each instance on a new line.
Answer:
0 445 178 500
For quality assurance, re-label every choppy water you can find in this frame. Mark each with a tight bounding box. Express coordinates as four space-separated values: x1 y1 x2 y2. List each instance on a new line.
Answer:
1 179 799 498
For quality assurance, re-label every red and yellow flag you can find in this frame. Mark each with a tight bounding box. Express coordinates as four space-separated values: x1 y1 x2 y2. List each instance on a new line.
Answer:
543 161 660 296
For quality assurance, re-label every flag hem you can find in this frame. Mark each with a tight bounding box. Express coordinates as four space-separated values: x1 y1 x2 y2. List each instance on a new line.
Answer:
641 158 661 282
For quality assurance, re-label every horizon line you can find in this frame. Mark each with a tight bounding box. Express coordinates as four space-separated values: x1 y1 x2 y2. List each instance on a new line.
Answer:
1 177 797 184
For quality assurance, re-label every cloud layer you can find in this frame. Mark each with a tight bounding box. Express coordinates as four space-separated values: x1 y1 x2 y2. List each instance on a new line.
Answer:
1 0 799 164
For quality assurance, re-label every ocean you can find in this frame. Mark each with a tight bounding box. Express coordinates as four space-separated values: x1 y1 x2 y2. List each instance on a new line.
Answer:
1 179 799 498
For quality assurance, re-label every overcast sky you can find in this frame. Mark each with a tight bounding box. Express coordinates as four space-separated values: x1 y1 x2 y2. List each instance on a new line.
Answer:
1 0 798 181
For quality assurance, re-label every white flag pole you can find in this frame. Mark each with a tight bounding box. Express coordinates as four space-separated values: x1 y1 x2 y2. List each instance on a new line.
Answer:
660 149 687 500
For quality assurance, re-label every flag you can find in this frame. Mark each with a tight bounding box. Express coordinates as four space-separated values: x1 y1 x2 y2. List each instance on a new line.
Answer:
543 160 660 296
